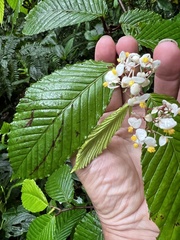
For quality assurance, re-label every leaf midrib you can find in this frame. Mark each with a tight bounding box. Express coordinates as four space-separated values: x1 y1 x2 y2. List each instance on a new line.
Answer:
16 71 107 174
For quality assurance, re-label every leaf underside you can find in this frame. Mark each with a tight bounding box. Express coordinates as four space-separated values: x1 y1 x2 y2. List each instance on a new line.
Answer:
73 103 129 172
120 9 180 49
23 0 107 35
142 94 180 240
8 60 113 179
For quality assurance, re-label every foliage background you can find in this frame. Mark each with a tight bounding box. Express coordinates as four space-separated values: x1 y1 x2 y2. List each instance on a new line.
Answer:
0 0 180 239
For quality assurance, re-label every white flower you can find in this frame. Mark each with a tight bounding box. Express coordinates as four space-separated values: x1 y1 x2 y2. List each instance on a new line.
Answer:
151 107 159 114
144 136 157 153
117 51 127 63
116 63 125 76
104 68 120 89
145 136 157 147
159 135 170 146
139 54 153 68
128 117 142 129
136 128 147 143
171 103 180 117
127 93 150 106
121 76 145 88
152 60 161 70
131 128 147 148
155 117 177 130
162 100 180 116
127 53 140 64
137 72 147 78
121 76 131 88
145 114 153 122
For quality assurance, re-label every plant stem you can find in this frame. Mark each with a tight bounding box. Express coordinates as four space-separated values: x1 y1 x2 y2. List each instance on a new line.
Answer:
118 0 127 12
51 205 94 216
100 17 110 35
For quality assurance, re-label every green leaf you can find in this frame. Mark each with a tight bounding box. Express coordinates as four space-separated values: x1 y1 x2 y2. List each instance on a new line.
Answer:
21 179 48 212
27 214 56 240
72 103 129 172
23 0 107 35
8 60 112 179
0 121 10 134
45 165 74 203
142 94 180 240
2 205 36 238
0 0 4 23
74 212 103 240
7 0 27 22
55 209 86 240
119 9 180 49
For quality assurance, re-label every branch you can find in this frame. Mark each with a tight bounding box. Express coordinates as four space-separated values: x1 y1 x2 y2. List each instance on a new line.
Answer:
118 0 127 12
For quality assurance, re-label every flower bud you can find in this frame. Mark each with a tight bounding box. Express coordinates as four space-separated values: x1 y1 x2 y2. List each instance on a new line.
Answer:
145 114 153 122
130 83 141 95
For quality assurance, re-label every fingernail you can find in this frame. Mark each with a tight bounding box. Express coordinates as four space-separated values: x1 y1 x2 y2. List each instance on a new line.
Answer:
158 38 178 46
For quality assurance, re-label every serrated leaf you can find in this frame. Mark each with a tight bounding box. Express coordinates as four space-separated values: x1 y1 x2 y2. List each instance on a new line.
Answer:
27 214 56 240
55 209 86 240
72 103 129 172
74 212 103 240
120 9 162 27
142 94 180 240
134 20 180 49
23 0 107 35
8 60 112 179
120 9 180 49
45 165 74 203
0 0 4 23
21 179 48 212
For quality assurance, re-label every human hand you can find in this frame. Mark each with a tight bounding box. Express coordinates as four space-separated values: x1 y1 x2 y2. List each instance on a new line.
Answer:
73 36 180 240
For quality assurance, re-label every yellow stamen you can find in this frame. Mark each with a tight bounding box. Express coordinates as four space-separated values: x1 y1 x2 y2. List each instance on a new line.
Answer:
131 135 137 141
103 82 108 87
139 101 147 108
147 146 156 153
117 58 120 63
133 143 139 148
128 126 134 133
142 57 149 63
164 128 175 135
112 68 117 75
125 52 130 57
129 80 135 86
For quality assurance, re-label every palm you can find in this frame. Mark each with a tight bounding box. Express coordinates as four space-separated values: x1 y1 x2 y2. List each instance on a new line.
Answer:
76 112 147 231
74 36 180 239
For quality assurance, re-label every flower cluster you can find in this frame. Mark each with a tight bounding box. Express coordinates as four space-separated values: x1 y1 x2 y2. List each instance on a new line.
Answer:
128 100 179 152
104 51 179 153
103 51 160 108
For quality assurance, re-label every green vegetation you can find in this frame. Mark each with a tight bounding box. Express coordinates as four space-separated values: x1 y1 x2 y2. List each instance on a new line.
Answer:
0 0 180 239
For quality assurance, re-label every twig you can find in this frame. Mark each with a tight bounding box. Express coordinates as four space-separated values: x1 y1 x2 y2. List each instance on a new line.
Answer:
118 0 127 12
100 16 110 35
50 205 94 216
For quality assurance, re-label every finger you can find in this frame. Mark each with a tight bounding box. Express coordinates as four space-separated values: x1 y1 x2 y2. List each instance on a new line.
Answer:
95 35 117 63
116 36 139 104
153 40 180 101
116 36 139 55
95 35 123 111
